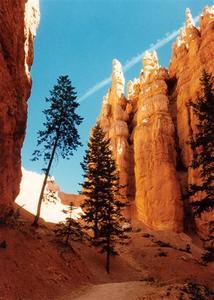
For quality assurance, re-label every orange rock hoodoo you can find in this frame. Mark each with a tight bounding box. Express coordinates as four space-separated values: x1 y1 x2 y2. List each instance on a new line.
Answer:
0 1 39 215
98 6 214 234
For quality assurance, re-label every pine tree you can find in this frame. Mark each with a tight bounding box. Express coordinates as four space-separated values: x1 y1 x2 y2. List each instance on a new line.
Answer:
96 189 130 274
54 202 82 249
80 122 130 273
80 123 109 239
32 75 83 226
188 70 214 218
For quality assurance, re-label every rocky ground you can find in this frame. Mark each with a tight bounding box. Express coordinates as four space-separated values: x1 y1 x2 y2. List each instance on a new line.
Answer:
0 206 213 300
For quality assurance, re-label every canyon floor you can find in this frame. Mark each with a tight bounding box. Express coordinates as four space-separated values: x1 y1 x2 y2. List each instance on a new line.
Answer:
0 206 213 300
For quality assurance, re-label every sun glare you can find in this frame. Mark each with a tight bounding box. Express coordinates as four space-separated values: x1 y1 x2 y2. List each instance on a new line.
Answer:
15 168 83 223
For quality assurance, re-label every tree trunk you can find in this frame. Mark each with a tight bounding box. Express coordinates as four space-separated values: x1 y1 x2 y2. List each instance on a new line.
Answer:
94 208 98 240
65 233 70 245
105 198 111 273
32 133 60 226
65 220 71 245
106 238 110 274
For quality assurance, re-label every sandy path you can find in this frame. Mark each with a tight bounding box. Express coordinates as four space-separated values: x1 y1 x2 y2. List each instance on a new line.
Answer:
68 281 155 300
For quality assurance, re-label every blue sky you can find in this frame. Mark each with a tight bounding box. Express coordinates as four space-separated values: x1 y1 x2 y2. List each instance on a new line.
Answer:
22 0 213 193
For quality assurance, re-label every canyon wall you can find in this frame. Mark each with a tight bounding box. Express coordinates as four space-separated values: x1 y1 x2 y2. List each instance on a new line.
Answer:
0 0 39 216
99 59 135 197
132 54 183 231
169 6 214 236
98 6 214 234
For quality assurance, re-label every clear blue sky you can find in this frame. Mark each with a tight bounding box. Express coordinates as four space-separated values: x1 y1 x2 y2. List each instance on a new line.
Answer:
22 0 213 193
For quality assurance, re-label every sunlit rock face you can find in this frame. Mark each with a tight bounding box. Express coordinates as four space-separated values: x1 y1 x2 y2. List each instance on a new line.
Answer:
99 53 183 230
133 54 183 232
99 59 135 198
169 6 214 236
16 168 83 223
0 0 39 215
98 6 214 234
169 7 212 169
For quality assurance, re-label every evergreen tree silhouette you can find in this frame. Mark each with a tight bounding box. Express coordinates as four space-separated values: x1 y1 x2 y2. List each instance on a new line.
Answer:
32 75 83 226
81 123 130 273
54 202 82 249
188 70 214 217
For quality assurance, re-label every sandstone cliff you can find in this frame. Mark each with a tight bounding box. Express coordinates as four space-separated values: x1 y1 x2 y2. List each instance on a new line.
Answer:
133 53 183 232
0 0 39 216
99 59 134 197
169 6 214 236
98 6 214 235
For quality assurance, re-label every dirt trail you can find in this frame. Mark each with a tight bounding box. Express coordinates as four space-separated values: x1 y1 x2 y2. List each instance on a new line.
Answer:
1 212 213 299
63 282 156 300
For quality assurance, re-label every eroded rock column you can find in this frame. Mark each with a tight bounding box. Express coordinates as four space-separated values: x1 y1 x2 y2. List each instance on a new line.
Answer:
133 51 183 231
99 59 133 197
169 6 214 236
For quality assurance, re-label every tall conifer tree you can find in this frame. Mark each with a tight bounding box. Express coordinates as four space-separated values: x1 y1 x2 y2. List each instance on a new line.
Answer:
32 75 83 226
188 70 214 218
80 123 111 239
81 123 129 273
